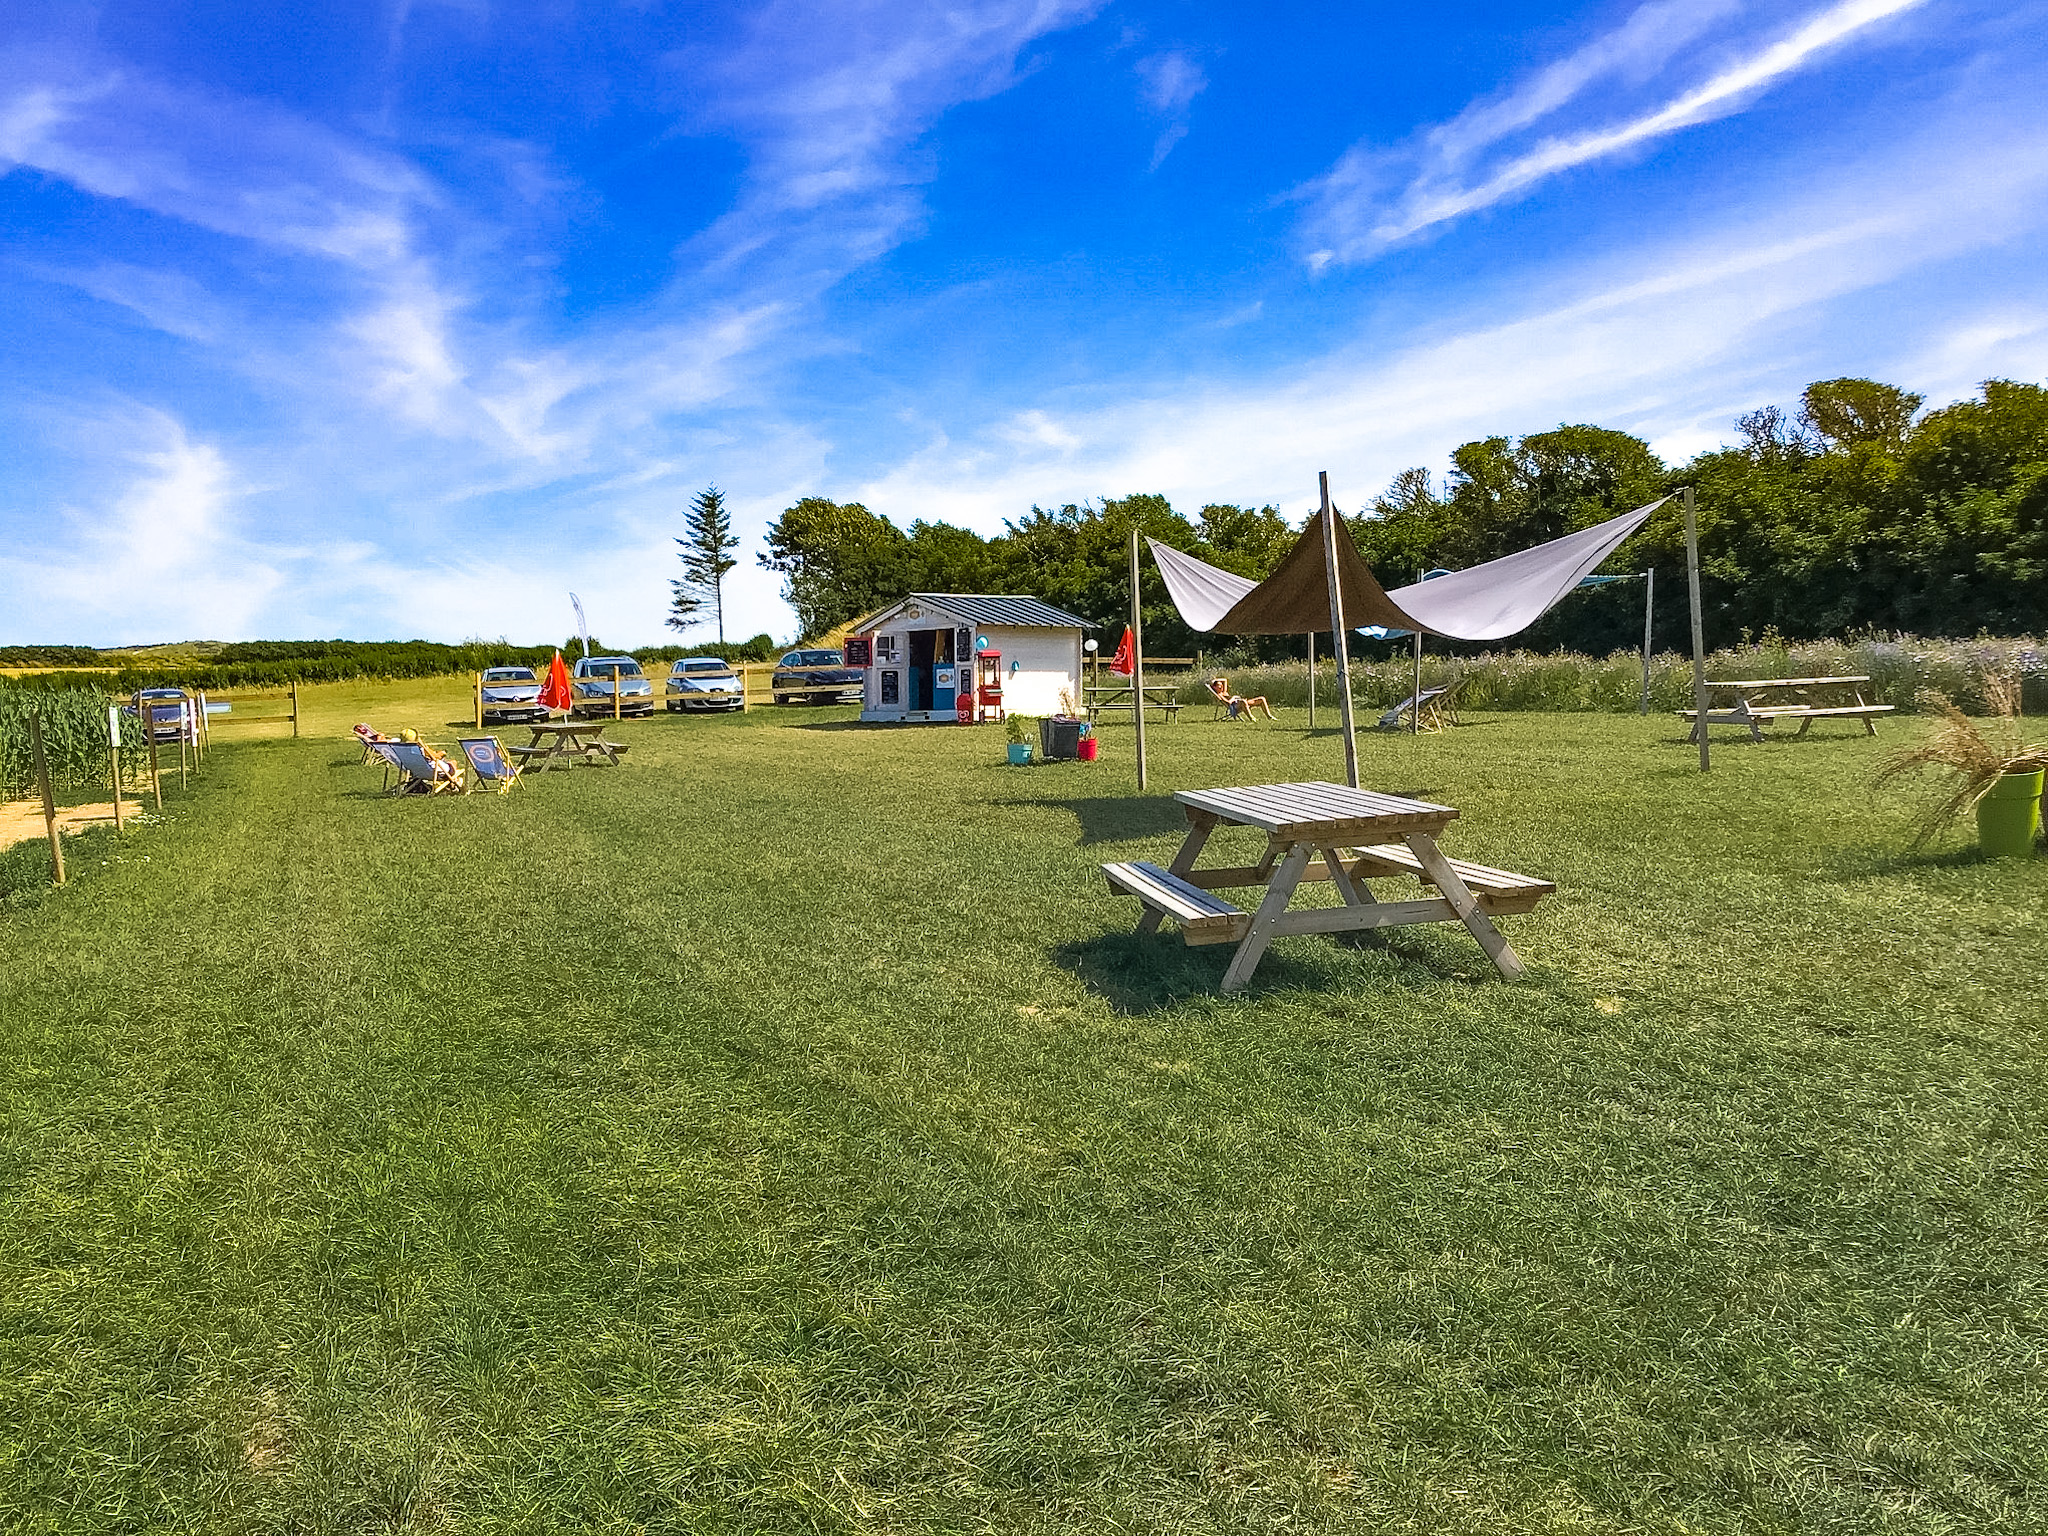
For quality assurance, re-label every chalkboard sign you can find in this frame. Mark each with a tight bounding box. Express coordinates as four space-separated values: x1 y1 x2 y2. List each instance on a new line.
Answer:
844 637 873 667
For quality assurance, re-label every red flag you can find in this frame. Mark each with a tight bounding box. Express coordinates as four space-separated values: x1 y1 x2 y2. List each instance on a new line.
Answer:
1109 626 1135 677
537 651 574 713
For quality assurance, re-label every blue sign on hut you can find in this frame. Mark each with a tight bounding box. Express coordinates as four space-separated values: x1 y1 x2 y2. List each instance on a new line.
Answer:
847 594 1092 723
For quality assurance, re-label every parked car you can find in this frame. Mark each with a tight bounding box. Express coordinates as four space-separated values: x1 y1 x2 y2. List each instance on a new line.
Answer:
666 656 747 712
571 655 655 716
124 687 192 743
479 665 547 724
771 648 863 705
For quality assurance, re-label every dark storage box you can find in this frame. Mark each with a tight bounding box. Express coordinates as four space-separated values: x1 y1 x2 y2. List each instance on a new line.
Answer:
1040 716 1086 761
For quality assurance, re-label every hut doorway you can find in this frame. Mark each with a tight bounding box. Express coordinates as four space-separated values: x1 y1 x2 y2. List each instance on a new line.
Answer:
908 629 935 712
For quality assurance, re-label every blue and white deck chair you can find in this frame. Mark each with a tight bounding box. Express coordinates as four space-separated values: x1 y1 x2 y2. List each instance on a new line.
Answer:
458 737 518 795
381 741 462 794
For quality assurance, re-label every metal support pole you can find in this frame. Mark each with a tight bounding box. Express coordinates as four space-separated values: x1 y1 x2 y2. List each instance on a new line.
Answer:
32 712 65 885
1319 472 1359 789
1130 525 1147 790
1640 567 1655 716
1307 633 1316 728
1684 485 1709 772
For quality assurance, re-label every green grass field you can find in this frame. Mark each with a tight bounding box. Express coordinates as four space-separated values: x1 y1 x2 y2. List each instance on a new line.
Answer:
3 680 2044 1533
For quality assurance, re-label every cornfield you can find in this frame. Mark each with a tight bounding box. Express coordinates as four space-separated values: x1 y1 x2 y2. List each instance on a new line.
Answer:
0 687 124 800
1174 635 2048 716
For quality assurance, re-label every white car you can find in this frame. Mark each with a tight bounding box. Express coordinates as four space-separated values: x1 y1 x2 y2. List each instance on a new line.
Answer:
666 656 747 712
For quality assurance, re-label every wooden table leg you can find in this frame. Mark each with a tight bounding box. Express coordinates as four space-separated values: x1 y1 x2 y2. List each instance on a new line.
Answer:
1401 832 1525 980
1221 842 1311 993
1138 813 1215 935
1319 845 1370 906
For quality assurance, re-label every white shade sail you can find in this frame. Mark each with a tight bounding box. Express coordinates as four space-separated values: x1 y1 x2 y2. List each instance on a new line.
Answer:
1149 498 1663 642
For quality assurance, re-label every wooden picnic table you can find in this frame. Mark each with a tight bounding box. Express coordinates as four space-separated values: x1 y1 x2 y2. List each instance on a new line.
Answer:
1084 682 1184 723
1681 675 1894 742
1103 782 1554 992
509 719 630 771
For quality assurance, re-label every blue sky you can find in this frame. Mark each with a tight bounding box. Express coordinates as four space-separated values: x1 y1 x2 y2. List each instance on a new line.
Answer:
4 0 2046 646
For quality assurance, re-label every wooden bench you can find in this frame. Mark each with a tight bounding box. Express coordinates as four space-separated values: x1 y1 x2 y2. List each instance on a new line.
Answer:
1102 860 1247 945
1339 843 1556 915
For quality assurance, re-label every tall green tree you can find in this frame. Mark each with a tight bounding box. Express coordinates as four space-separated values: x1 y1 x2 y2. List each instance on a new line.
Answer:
670 485 740 641
757 497 909 640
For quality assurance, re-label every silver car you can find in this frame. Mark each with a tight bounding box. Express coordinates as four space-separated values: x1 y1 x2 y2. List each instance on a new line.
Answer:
571 655 655 716
479 665 547 724
666 656 747 712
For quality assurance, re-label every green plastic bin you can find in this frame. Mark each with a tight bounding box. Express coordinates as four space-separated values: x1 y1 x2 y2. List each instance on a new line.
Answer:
1976 768 2043 858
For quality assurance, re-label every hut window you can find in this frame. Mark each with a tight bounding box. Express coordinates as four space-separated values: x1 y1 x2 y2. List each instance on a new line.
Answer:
877 634 900 662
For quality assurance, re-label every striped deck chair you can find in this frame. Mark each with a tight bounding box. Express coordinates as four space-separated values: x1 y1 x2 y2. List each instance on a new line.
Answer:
381 741 463 795
458 737 518 795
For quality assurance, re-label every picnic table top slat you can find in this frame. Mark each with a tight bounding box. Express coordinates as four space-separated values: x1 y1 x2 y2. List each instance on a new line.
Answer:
1175 781 1458 837
1705 675 1871 689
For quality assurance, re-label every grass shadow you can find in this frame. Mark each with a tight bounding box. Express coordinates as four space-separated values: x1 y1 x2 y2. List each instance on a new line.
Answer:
994 793 1189 845
1052 923 1501 1014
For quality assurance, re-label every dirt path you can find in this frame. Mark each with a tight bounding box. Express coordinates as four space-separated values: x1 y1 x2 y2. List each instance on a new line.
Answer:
0 798 145 852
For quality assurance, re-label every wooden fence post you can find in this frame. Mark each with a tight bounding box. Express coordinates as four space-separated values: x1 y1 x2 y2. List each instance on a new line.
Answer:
31 712 65 885
612 664 621 722
146 710 163 811
291 680 300 738
108 704 123 834
179 702 190 788
475 672 483 729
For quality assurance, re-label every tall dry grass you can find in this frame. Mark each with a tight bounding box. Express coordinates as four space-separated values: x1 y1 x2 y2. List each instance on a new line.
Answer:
1175 634 2048 716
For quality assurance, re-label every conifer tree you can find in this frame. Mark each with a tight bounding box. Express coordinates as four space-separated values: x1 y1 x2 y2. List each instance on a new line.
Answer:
670 485 739 641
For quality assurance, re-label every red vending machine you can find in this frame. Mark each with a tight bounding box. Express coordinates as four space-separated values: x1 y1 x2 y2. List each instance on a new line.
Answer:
974 650 1005 722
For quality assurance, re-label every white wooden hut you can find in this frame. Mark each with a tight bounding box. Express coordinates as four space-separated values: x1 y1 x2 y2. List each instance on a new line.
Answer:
849 594 1090 724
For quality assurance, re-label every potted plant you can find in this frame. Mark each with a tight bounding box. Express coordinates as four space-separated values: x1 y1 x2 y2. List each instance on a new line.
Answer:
1874 678 2047 857
1006 714 1036 766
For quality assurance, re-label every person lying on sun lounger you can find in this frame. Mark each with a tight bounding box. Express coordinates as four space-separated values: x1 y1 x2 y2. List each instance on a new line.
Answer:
398 728 465 788
1206 677 1277 721
353 722 398 761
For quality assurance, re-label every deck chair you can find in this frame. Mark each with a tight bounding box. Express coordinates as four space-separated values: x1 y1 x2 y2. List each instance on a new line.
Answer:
458 737 518 795
1378 679 1464 731
382 741 463 795
354 723 398 763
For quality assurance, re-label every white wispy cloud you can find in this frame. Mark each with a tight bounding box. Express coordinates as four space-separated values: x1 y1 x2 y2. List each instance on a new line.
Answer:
683 0 1103 282
856 114 2048 542
1301 0 1933 264
0 410 285 642
1135 49 1206 169
0 2 1109 643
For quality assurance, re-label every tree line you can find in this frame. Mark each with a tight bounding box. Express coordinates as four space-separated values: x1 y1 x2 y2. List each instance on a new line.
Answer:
722 376 2044 659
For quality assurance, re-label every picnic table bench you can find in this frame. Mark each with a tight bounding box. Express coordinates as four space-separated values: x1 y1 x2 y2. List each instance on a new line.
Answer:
1084 683 1184 723
1679 676 1894 742
509 719 630 770
1102 782 1553 991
